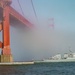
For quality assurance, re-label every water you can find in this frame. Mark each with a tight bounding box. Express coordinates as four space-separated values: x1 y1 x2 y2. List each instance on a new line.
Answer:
0 62 75 75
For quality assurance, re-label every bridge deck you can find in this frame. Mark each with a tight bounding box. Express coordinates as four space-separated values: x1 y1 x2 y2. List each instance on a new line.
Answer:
0 6 32 28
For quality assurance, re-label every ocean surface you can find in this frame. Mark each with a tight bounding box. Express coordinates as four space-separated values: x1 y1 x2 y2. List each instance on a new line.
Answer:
0 62 75 75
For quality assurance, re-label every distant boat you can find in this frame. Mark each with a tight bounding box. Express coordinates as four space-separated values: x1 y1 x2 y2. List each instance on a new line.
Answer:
34 53 75 63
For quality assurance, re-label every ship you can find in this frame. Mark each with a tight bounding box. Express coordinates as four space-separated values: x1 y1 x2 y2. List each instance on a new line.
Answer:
34 53 75 63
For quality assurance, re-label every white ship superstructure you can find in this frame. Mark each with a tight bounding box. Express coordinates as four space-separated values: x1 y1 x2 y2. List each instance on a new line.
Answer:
64 53 68 59
51 54 61 60
34 52 75 63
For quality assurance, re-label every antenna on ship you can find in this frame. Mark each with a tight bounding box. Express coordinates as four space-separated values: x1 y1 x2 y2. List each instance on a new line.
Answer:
69 47 72 53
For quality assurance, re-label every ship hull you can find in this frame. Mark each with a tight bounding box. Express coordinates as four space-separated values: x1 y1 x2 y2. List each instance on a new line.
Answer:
34 59 75 63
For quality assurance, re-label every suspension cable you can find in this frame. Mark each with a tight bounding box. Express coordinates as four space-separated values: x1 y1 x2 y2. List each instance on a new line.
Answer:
17 0 25 16
31 0 38 22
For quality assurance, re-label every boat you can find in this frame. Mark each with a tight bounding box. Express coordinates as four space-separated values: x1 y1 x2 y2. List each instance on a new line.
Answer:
34 53 75 63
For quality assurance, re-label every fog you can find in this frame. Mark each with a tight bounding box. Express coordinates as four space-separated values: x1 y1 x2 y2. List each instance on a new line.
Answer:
8 0 75 61
10 26 75 61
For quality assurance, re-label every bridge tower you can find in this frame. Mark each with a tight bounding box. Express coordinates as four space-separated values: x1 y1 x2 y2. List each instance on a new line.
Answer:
0 0 32 63
0 0 13 62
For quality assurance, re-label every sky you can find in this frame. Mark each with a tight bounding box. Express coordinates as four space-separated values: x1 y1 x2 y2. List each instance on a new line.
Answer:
8 0 75 61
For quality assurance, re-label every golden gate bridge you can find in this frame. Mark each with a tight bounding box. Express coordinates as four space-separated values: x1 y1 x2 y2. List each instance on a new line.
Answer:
0 0 34 62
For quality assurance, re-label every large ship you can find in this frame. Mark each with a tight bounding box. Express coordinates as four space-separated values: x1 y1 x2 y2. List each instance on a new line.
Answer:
34 53 75 63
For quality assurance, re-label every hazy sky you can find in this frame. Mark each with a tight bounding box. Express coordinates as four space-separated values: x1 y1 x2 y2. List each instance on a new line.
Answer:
9 0 75 61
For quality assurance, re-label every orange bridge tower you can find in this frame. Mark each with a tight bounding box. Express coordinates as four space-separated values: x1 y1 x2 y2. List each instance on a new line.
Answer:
0 0 13 62
0 0 33 63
